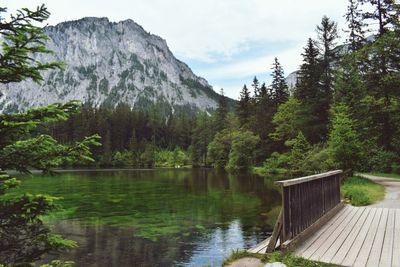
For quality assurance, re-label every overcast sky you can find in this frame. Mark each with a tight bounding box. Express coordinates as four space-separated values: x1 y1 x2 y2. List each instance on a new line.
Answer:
5 0 349 99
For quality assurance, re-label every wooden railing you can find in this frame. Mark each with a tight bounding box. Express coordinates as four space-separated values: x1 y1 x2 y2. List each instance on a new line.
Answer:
266 170 343 252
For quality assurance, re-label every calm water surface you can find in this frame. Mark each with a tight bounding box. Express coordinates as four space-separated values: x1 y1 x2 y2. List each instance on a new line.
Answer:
16 169 281 266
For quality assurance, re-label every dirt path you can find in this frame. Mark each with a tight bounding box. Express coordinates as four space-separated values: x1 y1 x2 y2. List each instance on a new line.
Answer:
358 173 400 208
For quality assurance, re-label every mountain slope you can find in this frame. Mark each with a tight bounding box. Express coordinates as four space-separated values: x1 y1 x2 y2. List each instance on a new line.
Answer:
1 17 221 112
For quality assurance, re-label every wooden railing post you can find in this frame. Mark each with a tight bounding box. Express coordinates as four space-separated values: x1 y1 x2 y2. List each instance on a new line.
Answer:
266 170 343 251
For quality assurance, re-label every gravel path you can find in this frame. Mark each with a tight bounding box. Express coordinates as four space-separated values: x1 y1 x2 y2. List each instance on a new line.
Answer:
358 173 400 208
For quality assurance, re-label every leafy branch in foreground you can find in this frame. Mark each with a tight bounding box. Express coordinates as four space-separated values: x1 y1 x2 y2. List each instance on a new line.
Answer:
0 5 63 84
0 4 101 266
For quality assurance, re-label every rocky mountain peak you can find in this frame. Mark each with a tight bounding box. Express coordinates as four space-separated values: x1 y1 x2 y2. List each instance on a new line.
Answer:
1 17 220 113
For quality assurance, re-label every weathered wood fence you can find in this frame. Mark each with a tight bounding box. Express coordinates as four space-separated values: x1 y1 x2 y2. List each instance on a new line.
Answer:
266 170 344 252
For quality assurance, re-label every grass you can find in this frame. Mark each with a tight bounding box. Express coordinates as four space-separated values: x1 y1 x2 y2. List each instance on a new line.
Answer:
367 172 400 179
341 176 385 206
222 250 336 267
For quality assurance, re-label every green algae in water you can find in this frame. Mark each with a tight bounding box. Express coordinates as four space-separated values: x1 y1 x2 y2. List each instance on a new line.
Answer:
10 169 282 266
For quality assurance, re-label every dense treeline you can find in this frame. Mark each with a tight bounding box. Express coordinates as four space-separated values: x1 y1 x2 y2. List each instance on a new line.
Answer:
47 0 400 175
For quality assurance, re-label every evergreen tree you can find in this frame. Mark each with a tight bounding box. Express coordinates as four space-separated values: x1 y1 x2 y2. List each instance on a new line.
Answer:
0 5 63 84
270 57 289 108
361 0 399 36
226 130 260 171
214 88 228 132
345 0 366 51
191 112 212 166
316 16 338 100
286 132 311 174
294 38 325 143
237 84 252 128
0 5 100 265
251 76 261 100
328 104 361 171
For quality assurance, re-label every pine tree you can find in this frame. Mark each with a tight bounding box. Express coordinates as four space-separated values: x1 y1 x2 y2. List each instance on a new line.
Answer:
0 6 100 264
356 0 400 149
294 38 325 143
237 84 252 128
361 0 398 36
328 104 361 171
251 76 261 100
345 0 366 51
317 16 339 95
214 88 228 132
0 5 63 84
270 57 289 108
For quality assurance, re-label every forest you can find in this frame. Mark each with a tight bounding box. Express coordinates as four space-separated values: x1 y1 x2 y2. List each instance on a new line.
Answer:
0 0 399 266
46 0 400 175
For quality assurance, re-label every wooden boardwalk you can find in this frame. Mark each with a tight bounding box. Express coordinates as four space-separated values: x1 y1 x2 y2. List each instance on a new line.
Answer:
294 205 400 267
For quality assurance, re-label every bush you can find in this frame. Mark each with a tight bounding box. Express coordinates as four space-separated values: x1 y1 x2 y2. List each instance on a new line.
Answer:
226 130 260 171
360 145 399 173
262 152 289 174
154 148 189 167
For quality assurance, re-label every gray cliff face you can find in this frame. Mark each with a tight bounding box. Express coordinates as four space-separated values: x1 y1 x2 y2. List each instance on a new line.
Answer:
1 17 219 112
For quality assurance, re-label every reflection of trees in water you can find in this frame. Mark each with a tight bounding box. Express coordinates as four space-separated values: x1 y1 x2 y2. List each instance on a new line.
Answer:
43 220 250 267
24 169 281 266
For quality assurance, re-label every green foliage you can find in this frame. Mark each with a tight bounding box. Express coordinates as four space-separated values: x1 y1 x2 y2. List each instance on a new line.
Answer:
341 176 385 206
207 130 232 169
270 57 289 107
0 5 63 84
270 97 303 142
40 260 75 267
262 152 289 174
360 145 399 173
112 151 135 167
191 112 213 167
221 250 262 266
214 88 229 132
222 251 334 267
154 148 189 167
227 131 260 171
0 4 100 265
141 143 156 168
286 132 311 174
237 85 252 128
267 252 334 267
328 104 361 171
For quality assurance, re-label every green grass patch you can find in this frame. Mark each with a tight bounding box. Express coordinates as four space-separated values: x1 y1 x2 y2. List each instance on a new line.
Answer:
341 176 385 206
367 172 400 179
221 250 263 266
222 250 336 267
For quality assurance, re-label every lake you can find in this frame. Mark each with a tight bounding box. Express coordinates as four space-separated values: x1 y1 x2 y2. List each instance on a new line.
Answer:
15 169 281 266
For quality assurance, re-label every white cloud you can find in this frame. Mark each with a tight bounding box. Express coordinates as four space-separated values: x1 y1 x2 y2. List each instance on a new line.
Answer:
6 0 348 62
5 0 350 98
201 46 303 81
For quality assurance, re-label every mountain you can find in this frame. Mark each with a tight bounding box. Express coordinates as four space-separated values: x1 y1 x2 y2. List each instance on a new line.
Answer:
1 17 224 113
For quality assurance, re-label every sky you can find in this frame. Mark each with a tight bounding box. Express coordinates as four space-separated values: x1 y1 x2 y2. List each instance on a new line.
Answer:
4 0 349 99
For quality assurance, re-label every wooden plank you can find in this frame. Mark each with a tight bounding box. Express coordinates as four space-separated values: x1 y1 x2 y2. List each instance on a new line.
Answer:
311 207 364 261
266 210 282 252
366 208 389 267
275 170 342 187
282 202 344 252
392 209 400 267
248 237 270 253
341 208 377 267
380 209 395 267
300 206 358 259
330 207 372 265
294 206 350 255
353 208 383 267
